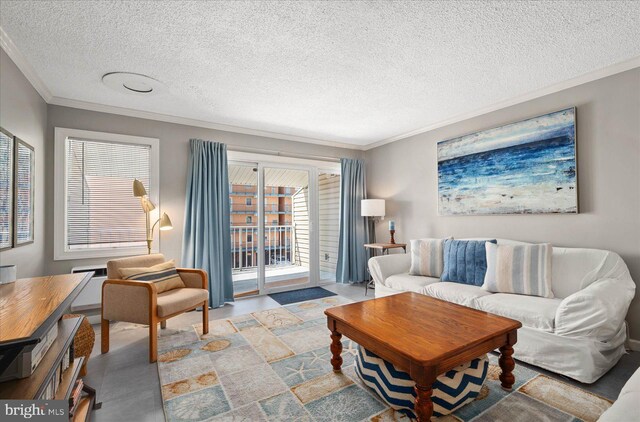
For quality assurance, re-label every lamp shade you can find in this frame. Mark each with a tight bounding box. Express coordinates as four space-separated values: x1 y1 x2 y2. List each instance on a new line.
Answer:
159 213 173 231
140 196 156 213
361 199 385 217
133 179 148 197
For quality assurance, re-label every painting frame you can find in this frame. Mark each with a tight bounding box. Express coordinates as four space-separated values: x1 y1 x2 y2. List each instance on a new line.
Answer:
437 107 578 216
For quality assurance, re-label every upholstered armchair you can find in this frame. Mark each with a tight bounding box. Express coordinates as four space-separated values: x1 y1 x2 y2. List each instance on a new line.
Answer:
101 254 209 362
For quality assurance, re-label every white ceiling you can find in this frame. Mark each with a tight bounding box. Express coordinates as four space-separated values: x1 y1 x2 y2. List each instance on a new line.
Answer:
1 1 639 149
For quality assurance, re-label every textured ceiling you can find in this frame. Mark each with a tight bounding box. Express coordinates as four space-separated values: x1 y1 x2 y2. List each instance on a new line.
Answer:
1 1 639 147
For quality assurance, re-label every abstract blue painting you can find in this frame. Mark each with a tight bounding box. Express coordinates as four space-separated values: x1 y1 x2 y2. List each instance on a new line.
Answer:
438 108 577 215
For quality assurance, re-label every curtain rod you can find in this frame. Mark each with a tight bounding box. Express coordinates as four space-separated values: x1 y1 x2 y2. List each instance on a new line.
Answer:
227 145 342 163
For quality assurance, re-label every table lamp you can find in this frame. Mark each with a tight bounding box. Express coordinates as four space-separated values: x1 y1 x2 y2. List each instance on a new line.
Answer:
361 199 385 243
361 199 385 221
133 179 173 254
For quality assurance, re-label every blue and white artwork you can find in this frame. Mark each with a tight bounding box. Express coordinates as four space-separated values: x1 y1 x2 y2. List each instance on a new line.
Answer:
438 108 577 215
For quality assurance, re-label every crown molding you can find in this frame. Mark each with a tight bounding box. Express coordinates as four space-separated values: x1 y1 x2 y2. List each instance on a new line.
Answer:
363 56 640 151
48 96 361 150
0 25 53 102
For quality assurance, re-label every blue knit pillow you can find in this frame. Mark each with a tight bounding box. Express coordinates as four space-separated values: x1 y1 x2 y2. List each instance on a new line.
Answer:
441 239 497 286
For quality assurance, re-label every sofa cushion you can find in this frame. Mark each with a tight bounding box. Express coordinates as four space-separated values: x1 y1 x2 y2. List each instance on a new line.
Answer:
409 238 447 277
483 243 554 298
476 293 561 332
383 273 439 293
442 239 497 286
157 288 208 317
422 282 492 308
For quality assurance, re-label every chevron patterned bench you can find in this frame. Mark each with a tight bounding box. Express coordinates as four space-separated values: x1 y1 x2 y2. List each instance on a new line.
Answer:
356 346 489 418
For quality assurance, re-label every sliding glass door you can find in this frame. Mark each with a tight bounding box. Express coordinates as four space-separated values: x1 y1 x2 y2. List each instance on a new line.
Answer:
229 157 340 297
263 166 312 292
318 169 341 282
228 162 260 297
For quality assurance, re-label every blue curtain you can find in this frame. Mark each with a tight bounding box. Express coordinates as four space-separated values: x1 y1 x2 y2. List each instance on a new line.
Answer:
336 158 370 283
182 139 234 307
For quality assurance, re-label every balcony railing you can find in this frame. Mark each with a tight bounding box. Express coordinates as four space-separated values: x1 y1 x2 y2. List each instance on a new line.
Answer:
231 225 295 272
230 204 292 214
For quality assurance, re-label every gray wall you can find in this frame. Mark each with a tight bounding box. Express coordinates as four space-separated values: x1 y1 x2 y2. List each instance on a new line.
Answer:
365 68 640 340
45 105 362 276
0 49 47 278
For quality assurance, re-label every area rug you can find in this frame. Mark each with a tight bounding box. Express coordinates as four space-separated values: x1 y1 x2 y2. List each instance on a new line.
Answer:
156 295 612 421
268 286 337 305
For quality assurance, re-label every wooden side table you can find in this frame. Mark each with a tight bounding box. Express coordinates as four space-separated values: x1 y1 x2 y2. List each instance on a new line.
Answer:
364 242 407 295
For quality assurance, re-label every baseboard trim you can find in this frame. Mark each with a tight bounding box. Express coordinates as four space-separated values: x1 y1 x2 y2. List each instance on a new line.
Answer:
628 338 640 352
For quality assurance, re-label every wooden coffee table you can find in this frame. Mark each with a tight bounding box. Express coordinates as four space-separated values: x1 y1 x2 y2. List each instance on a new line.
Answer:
325 292 522 421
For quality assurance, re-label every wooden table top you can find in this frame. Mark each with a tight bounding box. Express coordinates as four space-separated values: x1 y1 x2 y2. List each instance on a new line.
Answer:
325 292 521 365
0 273 89 344
364 243 406 249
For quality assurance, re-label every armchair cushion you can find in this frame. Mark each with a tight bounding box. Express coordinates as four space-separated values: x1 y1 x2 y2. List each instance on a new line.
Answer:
107 253 166 279
157 288 208 317
119 260 186 293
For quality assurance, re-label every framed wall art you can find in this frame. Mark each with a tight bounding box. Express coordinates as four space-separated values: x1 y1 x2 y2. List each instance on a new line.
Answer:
438 107 577 215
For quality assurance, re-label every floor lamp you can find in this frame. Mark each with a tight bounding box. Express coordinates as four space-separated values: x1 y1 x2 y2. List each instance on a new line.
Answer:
133 179 173 254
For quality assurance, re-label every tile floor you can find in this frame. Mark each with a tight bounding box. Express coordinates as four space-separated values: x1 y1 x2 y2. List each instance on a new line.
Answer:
84 283 640 422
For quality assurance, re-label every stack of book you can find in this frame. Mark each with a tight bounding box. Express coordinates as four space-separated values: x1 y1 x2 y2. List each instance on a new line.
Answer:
41 364 61 400
69 379 84 415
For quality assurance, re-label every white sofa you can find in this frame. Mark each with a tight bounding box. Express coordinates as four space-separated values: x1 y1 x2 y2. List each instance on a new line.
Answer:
598 368 640 421
368 239 636 383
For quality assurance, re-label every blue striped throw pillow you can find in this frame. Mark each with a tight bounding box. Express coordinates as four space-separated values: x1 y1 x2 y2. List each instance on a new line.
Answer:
409 238 447 277
119 259 186 293
482 243 554 298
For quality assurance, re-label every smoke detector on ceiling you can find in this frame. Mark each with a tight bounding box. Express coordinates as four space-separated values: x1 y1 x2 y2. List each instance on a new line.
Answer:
102 72 165 96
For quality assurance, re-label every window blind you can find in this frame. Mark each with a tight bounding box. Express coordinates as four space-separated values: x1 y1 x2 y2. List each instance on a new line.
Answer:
0 131 12 249
66 138 151 250
15 142 34 244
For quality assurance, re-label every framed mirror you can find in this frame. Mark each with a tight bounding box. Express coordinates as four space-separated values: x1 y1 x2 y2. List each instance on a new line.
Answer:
14 137 34 246
0 128 13 250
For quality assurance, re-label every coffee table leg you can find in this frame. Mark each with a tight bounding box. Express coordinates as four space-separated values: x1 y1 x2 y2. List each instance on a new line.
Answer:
414 384 433 421
330 331 343 372
499 343 516 391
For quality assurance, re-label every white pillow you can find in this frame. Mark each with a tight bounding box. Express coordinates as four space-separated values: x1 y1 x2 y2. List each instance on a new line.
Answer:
409 238 447 278
482 242 554 298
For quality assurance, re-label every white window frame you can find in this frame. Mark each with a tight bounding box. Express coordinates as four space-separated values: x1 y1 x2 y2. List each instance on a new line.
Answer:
54 127 160 260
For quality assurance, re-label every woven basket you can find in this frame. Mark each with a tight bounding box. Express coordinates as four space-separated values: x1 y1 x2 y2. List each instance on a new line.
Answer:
63 314 95 376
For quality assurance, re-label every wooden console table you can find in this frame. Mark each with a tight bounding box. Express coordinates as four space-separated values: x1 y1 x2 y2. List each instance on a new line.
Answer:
364 242 407 295
0 273 101 421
